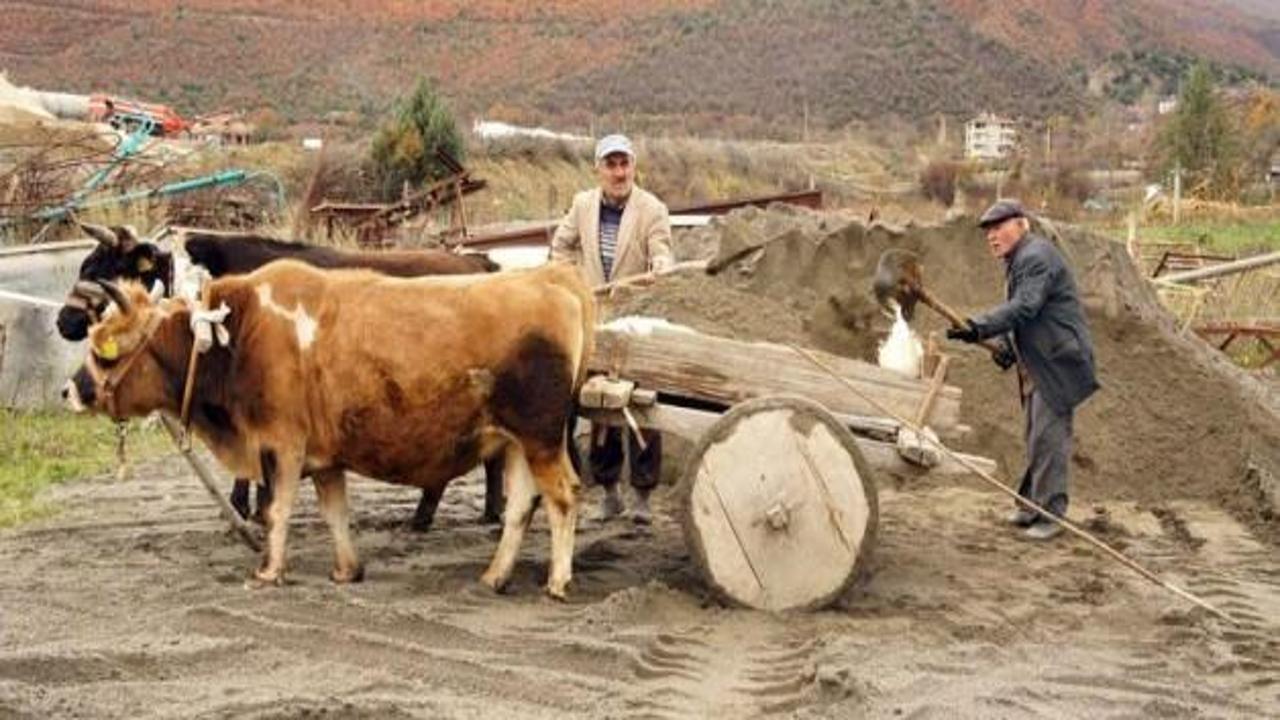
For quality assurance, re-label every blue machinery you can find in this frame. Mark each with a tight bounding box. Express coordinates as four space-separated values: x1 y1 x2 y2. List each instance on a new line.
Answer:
1 121 286 239
31 168 286 222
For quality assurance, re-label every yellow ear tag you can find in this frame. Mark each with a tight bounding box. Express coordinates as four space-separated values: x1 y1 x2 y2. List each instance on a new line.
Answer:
97 337 119 360
137 257 154 272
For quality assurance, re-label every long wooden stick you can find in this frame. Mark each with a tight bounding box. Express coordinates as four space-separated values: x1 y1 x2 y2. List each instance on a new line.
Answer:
1154 249 1280 285
593 260 709 295
158 415 262 552
789 344 1237 625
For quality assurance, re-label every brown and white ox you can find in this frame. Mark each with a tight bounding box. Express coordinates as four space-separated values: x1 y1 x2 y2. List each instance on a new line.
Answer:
56 223 503 530
65 260 594 597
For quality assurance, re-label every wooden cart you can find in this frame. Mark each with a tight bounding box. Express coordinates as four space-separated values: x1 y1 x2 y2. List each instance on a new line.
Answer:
580 324 994 612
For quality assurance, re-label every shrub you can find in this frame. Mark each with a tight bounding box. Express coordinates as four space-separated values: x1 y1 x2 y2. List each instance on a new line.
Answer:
919 159 963 207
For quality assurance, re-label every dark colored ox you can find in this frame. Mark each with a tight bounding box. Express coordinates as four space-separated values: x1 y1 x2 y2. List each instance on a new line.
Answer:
66 262 593 597
56 223 502 531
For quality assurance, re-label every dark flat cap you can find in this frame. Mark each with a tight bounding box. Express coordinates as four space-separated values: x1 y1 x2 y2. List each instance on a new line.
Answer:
978 199 1025 228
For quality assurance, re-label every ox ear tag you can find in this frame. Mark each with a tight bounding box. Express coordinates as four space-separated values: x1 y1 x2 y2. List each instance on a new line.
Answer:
136 257 155 272
97 337 120 360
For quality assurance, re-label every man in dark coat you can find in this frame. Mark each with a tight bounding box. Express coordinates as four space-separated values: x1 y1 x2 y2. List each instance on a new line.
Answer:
947 200 1100 541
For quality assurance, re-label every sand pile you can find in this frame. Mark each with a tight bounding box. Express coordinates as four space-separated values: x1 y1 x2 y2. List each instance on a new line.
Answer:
607 205 1280 537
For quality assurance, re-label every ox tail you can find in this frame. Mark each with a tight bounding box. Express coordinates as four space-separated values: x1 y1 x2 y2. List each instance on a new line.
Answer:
564 265 596 477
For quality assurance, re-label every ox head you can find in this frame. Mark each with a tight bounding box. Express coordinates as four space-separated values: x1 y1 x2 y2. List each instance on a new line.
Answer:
64 280 177 421
56 222 173 341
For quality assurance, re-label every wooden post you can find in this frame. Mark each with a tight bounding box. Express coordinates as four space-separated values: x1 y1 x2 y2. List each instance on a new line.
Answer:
1126 212 1138 261
454 179 469 239
1173 164 1182 225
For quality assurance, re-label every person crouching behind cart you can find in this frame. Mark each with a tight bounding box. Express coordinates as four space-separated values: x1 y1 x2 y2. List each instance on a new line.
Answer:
550 133 674 523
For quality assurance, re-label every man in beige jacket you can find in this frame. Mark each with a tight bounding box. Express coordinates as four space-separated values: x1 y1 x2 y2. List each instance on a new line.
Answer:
551 133 673 522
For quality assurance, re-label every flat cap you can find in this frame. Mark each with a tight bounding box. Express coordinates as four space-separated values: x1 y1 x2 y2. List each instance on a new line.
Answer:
977 199 1025 228
594 134 635 162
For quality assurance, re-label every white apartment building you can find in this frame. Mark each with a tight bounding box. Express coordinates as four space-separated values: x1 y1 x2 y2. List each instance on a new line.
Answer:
964 113 1018 161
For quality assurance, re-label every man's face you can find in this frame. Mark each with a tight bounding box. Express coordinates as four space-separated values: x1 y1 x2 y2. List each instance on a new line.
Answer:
984 217 1025 259
597 152 635 202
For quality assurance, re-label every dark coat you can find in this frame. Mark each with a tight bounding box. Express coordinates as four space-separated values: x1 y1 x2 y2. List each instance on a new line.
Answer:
970 232 1100 413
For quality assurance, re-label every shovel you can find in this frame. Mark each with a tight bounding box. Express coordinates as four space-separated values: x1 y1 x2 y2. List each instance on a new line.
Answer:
872 248 1005 356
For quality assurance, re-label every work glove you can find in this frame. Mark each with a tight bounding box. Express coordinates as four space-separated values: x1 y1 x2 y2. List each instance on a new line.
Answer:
992 343 1016 371
945 319 981 344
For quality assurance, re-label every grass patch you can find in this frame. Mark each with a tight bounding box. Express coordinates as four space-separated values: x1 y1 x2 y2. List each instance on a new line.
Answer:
1136 219 1280 256
1092 216 1280 256
0 410 169 528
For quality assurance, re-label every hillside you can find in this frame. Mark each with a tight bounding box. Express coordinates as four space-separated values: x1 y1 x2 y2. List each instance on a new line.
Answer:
2 0 1276 132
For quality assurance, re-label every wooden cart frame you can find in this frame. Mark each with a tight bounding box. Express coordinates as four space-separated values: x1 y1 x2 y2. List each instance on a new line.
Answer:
579 325 995 612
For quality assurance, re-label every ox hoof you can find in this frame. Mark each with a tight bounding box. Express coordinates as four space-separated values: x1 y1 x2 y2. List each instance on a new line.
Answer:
331 564 365 584
407 518 433 534
479 570 510 594
544 583 569 602
251 567 285 587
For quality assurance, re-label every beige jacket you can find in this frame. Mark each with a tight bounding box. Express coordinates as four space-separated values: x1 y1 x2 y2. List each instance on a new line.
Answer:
549 186 673 287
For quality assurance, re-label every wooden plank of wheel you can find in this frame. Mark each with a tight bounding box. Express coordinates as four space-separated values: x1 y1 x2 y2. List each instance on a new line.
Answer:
681 396 878 612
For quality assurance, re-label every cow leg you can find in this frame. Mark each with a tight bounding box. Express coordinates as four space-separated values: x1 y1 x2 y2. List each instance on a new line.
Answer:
254 476 274 524
408 487 442 533
482 455 505 524
312 468 363 583
480 445 537 593
229 479 251 520
254 448 301 585
534 449 580 600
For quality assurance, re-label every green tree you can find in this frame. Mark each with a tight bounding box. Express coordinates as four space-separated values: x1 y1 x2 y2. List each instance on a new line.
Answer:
1157 63 1237 197
370 78 464 201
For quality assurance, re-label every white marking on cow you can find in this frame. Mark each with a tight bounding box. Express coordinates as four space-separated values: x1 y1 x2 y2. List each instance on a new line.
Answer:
63 380 85 412
482 444 538 588
256 283 318 350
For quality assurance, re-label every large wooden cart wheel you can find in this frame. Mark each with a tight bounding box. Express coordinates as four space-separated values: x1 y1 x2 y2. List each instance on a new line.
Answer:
680 395 879 612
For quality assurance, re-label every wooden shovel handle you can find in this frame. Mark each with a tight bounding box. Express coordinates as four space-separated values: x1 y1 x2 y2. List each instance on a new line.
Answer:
914 285 1006 355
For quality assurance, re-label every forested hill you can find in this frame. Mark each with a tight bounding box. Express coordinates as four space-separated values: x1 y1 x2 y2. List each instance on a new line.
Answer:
4 0 1276 130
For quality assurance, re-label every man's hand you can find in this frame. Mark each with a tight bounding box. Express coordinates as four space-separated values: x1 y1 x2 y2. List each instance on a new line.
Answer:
992 344 1016 370
945 320 981 344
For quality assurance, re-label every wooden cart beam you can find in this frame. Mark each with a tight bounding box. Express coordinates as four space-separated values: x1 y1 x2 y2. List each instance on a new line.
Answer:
581 403 995 477
589 326 965 436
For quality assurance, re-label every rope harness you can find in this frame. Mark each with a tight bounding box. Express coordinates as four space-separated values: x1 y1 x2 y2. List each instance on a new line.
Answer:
87 298 231 449
179 301 232 444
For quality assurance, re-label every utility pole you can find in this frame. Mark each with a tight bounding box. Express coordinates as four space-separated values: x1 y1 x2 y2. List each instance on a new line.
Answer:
802 98 810 143
1173 163 1182 226
1044 121 1052 168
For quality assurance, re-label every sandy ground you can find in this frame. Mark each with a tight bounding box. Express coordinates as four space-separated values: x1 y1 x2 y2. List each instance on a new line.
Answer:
1 450 1277 719
3 209 1277 717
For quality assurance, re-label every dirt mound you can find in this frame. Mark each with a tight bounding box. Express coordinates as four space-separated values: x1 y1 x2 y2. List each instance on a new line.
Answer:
608 206 1280 538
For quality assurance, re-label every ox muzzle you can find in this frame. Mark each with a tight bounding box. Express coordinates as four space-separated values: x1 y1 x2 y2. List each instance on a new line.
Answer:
62 366 97 413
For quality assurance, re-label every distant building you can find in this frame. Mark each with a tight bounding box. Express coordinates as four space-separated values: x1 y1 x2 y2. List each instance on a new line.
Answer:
964 113 1018 161
190 111 253 146
1157 96 1178 115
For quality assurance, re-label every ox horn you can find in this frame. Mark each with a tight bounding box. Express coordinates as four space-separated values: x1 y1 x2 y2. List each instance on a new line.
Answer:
116 225 140 252
79 221 120 248
72 280 109 303
97 280 133 315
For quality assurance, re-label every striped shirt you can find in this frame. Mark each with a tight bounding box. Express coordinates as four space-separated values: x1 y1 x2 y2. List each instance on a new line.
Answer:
598 200 624 280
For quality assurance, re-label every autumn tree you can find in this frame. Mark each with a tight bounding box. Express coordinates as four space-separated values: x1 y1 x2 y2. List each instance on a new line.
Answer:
1156 63 1237 197
370 78 464 201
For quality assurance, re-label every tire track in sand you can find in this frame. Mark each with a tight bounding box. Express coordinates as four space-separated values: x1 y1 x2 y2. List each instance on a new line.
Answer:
624 624 821 718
